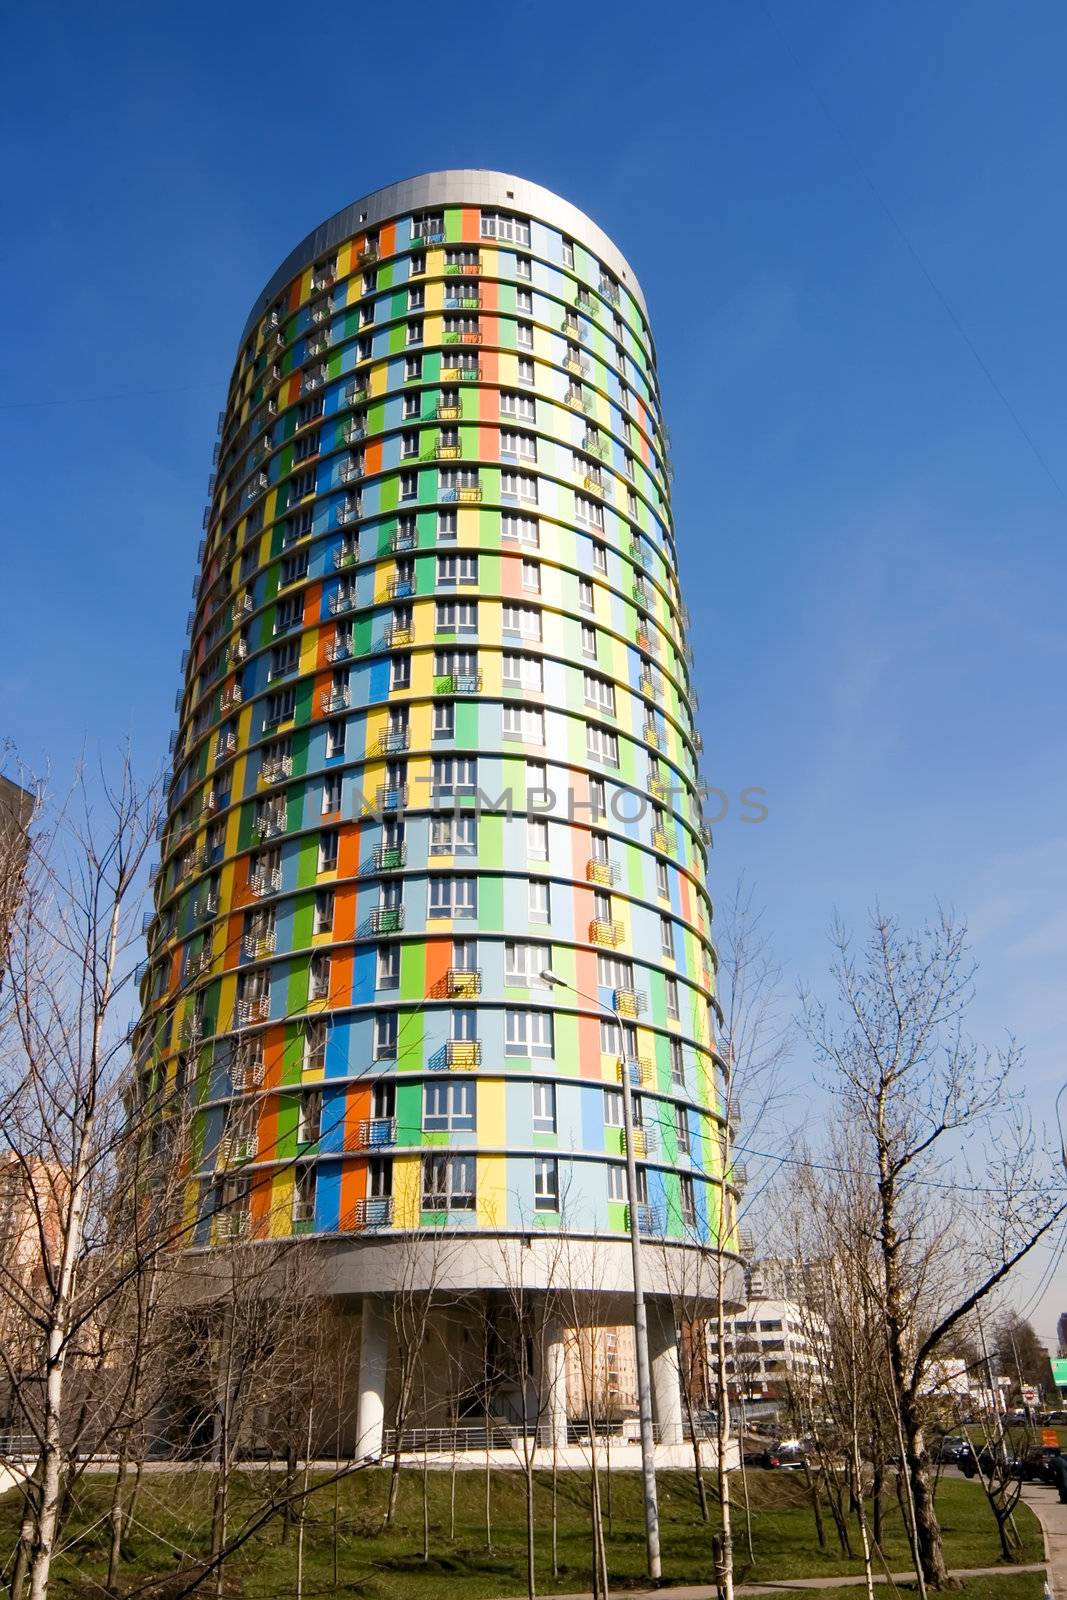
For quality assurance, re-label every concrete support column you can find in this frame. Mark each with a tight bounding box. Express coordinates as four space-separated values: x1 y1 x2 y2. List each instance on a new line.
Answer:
355 1295 389 1459
541 1314 569 1452
648 1301 683 1447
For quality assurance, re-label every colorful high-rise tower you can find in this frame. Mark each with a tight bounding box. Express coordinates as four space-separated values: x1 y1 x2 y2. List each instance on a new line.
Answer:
140 171 736 1453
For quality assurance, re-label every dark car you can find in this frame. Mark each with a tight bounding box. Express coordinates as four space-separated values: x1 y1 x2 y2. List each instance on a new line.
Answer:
936 1436 971 1464
1019 1446 1059 1484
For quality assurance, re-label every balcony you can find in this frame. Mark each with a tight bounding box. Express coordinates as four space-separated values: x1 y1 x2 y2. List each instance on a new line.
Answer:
325 637 352 663
355 241 378 263
435 403 461 421
259 756 292 785
439 1039 481 1071
633 583 651 606
444 294 482 310
376 785 409 811
337 500 360 526
344 381 368 405
228 639 248 664
583 475 604 496
562 315 581 334
321 688 351 714
333 545 358 570
643 721 659 748
589 919 624 947
232 1049 265 1090
444 257 481 275
220 684 243 713
351 1197 393 1229
434 672 481 695
583 435 609 459
252 814 286 842
625 1204 663 1235
237 995 270 1026
439 365 481 383
344 419 367 445
241 929 276 960
193 893 219 920
373 843 407 872
599 277 621 305
411 222 445 244
619 1056 654 1088
564 354 590 375
383 625 413 649
390 526 417 553
369 906 405 934
631 1127 659 1158
629 541 650 568
651 829 675 855
180 1014 204 1046
248 867 281 898
612 987 647 1018
329 588 357 616
216 1211 250 1241
340 457 364 484
440 484 482 504
387 575 415 599
185 948 212 980
350 1118 397 1150
564 385 593 412
585 858 620 887
311 298 330 324
648 775 670 801
216 732 238 760
378 729 410 754
231 594 253 623
639 677 660 703
635 629 657 656
435 442 461 460
446 967 482 997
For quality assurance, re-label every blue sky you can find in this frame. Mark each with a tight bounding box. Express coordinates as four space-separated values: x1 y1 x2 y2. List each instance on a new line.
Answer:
3 2 1064 1340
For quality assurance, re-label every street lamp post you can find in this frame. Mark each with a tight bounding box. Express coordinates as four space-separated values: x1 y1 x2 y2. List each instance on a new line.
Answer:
541 968 662 1582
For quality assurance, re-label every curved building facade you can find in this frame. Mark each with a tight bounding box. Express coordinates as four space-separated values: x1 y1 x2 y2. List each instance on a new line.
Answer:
139 173 731 1323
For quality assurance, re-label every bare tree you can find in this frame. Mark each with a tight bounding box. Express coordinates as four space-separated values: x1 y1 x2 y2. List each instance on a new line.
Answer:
801 909 1067 1589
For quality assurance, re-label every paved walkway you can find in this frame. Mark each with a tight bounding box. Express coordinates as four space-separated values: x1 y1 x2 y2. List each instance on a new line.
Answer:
519 1561 1048 1600
1021 1482 1067 1599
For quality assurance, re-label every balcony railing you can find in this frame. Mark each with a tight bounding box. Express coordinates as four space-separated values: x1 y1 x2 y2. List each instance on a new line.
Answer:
378 729 410 754
215 1211 250 1241
228 639 248 664
383 625 413 648
248 867 281 898
340 457 363 484
585 858 620 887
619 1056 654 1087
589 919 624 947
635 629 657 655
639 675 661 701
325 637 352 663
651 829 676 855
344 380 368 404
625 1203 663 1235
351 1197 393 1229
252 814 286 841
612 987 647 1018
350 1118 397 1150
387 576 415 599
439 365 481 382
444 294 482 310
259 756 292 785
369 906 405 934
373 843 407 872
433 672 482 695
583 475 604 495
329 588 357 616
631 1127 659 1158
337 500 359 525
564 354 590 375
435 443 461 460
321 688 351 713
241 930 276 960
333 546 358 570
435 403 461 421
376 785 409 811
444 258 481 275
220 684 243 713
192 893 219 919
446 967 482 997
435 1039 481 1071
236 995 270 1026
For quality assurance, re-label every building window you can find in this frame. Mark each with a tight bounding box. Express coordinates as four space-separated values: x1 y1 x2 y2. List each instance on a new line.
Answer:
422 1152 476 1210
438 509 458 541
665 976 680 1019
435 600 478 634
528 880 550 923
592 539 608 572
527 818 549 859
583 673 615 715
505 940 551 986
533 1156 559 1212
604 1088 623 1128
681 1174 696 1225
501 512 539 546
506 1009 554 1057
578 578 595 612
318 831 339 872
500 389 536 420
532 1081 556 1133
322 773 342 815
431 756 477 799
405 353 422 380
586 724 619 766
516 320 534 349
675 1104 690 1154
521 559 541 593
517 357 534 385
670 1038 685 1086
502 652 544 692
423 1080 475 1132
391 655 411 691
502 703 545 743
501 469 538 502
581 623 597 660
561 237 575 268
428 875 477 919
430 814 478 855
401 429 419 457
481 211 531 245
377 944 400 990
607 1163 626 1202
661 916 675 957
406 318 423 346
374 1012 398 1060
400 471 418 500
313 891 335 934
657 859 670 897
437 554 478 586
297 1089 322 1144
502 603 541 640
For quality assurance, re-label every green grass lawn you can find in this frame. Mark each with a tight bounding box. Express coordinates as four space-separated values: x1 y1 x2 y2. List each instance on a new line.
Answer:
0 1465 1046 1599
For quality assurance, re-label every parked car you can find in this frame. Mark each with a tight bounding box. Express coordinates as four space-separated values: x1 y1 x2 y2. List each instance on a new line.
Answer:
744 1445 782 1469
936 1435 971 1464
1042 1411 1067 1426
773 1438 809 1469
1018 1446 1059 1484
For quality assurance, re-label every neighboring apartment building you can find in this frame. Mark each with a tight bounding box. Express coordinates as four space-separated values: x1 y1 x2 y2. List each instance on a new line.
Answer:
0 1157 65 1378
565 1324 639 1422
711 1292 831 1402
0 776 33 976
